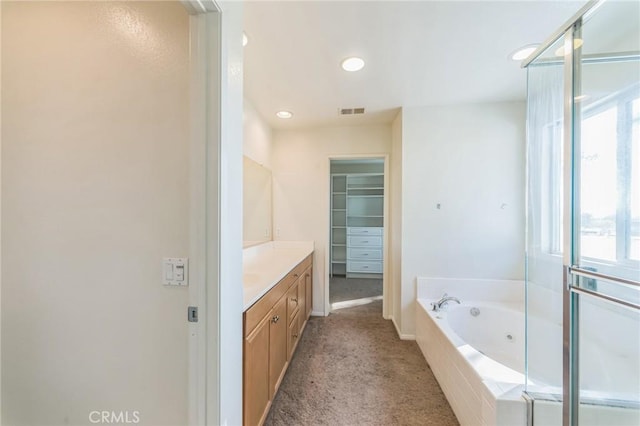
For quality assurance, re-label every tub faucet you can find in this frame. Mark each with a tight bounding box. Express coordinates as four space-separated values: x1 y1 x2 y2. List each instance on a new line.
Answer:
431 293 461 311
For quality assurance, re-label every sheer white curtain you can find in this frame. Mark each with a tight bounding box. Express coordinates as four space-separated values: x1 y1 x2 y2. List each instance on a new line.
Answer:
525 54 565 393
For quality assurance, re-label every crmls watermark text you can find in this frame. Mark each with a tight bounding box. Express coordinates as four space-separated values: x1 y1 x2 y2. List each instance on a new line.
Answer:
89 411 140 424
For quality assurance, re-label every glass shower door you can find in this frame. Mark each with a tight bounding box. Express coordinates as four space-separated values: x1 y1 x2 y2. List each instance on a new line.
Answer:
526 1 640 425
525 35 567 411
567 1 640 424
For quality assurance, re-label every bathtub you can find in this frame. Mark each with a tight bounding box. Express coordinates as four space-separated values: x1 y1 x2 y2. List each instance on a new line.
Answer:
415 277 526 426
416 277 640 426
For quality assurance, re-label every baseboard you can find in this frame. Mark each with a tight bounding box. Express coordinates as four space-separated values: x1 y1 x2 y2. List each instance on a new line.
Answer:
400 333 416 341
391 316 401 336
391 316 415 340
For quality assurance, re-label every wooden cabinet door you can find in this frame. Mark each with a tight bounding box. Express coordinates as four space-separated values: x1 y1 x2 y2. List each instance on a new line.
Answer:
287 311 300 360
297 275 306 330
269 296 287 398
305 267 313 319
244 315 270 426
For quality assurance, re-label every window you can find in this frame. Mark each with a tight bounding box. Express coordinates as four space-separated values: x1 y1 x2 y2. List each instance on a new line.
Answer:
580 105 618 262
542 85 639 266
629 98 640 261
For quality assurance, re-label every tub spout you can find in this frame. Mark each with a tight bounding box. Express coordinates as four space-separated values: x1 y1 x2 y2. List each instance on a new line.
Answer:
431 293 461 311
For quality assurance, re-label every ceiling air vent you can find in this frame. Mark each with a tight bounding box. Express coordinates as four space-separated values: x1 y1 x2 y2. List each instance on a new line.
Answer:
339 107 365 115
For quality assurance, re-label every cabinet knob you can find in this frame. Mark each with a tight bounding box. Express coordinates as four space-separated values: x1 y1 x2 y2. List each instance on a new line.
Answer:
272 315 279 323
293 273 299 277
291 298 298 303
293 333 298 338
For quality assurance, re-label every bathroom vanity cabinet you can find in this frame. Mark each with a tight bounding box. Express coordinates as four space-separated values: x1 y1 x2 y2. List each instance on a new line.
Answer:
243 254 313 426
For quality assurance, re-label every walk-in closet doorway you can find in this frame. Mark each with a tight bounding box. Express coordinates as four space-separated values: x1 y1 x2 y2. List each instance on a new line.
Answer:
328 158 388 313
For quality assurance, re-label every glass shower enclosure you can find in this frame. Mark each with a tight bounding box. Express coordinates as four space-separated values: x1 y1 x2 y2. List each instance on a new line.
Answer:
524 0 639 425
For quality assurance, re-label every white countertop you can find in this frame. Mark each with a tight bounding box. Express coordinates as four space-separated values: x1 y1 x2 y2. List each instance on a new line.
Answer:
243 241 314 311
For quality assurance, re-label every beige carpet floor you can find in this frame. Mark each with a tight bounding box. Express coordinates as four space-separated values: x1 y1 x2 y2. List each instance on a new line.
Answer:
330 277 383 303
264 300 459 426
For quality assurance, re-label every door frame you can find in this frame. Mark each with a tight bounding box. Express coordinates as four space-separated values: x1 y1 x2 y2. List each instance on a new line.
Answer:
182 1 243 426
561 11 640 425
325 154 391 319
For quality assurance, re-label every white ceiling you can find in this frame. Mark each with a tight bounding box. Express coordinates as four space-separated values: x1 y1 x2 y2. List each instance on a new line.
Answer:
243 0 588 129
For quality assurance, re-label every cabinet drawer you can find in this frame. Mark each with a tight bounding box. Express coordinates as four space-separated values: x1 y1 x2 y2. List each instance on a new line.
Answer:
286 282 300 324
347 261 383 273
347 227 383 236
348 235 382 247
347 248 382 260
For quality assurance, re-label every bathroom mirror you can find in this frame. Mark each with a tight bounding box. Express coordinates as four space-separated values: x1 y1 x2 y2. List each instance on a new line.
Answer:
243 156 273 247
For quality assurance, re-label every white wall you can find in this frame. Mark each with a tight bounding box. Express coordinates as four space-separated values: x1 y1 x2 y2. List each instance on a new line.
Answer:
2 2 190 424
243 97 273 169
399 102 526 337
272 125 391 315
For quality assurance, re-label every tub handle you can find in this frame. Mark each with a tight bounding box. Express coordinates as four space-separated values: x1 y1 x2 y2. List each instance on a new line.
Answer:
431 293 448 311
432 293 460 311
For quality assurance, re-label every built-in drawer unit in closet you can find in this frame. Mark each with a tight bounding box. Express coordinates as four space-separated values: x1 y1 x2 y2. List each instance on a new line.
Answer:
347 247 382 260
347 226 383 277
347 260 383 274
348 235 382 247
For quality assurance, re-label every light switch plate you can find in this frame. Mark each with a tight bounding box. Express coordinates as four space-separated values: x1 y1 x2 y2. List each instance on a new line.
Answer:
163 258 188 286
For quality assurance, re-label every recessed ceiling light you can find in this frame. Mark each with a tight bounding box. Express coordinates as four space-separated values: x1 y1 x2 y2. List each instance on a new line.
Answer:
554 38 584 56
276 110 293 119
242 32 248 47
341 57 365 72
510 44 539 61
